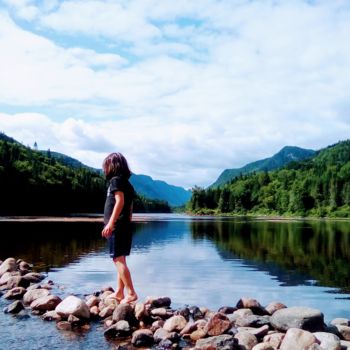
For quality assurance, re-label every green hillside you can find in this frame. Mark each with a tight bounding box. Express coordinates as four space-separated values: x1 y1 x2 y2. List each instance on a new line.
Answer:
0 133 170 215
189 140 350 217
211 146 315 188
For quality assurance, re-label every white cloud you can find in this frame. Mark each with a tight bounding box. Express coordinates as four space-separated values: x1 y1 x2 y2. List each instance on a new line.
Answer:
0 1 350 187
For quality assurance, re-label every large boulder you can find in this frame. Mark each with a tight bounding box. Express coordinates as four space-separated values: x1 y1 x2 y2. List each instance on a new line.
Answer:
22 272 45 284
3 287 27 300
313 332 341 350
6 276 30 289
112 303 137 325
280 328 318 350
205 313 232 336
23 288 50 305
55 295 90 319
163 315 187 332
0 258 16 277
31 295 62 311
146 296 171 308
131 329 154 347
270 306 324 332
0 271 20 286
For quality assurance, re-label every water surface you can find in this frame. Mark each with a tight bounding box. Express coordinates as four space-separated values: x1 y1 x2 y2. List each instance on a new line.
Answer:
1 214 350 349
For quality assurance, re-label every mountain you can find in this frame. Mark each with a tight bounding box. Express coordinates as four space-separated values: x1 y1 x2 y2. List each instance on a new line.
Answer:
130 174 191 207
211 146 316 188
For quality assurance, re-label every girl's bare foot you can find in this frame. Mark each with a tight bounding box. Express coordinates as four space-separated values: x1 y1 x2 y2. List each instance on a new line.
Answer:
120 293 138 304
116 291 125 303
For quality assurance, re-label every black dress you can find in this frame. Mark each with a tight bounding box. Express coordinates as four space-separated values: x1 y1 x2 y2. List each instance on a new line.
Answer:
103 175 134 258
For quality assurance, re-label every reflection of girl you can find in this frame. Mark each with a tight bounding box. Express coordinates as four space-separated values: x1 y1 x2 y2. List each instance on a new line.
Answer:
101 152 138 304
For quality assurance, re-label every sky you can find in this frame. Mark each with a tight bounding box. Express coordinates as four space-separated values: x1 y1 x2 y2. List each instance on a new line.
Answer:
0 0 349 189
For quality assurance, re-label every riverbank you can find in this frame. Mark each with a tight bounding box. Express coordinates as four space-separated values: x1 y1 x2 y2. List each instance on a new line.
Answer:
2 257 350 350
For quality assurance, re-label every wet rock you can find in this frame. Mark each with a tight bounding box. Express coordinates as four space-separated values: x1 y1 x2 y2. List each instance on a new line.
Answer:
280 328 318 350
237 325 269 338
86 295 100 308
132 329 154 347
205 312 232 336
55 295 90 319
4 287 27 300
331 318 350 326
56 321 72 331
31 295 62 311
236 298 267 315
270 306 325 332
104 320 131 338
265 302 287 315
335 325 350 341
68 314 81 326
195 334 239 350
23 272 45 284
41 310 62 321
146 296 171 308
23 288 50 305
234 331 258 350
313 332 341 350
99 305 115 318
104 318 114 328
235 315 270 328
218 306 237 314
4 300 24 314
26 284 41 291
263 332 285 348
154 328 180 343
112 303 137 325
40 284 53 290
0 258 16 277
7 276 30 289
163 315 187 332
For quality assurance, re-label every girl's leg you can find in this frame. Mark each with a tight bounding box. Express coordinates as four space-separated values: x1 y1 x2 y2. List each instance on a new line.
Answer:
116 272 125 302
113 256 138 303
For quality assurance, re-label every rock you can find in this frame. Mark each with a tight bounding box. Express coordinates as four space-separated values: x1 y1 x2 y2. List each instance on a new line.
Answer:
101 286 114 293
190 329 207 341
31 295 62 311
195 334 239 350
100 290 113 301
265 301 287 315
154 328 180 343
205 312 232 336
151 307 168 317
175 306 190 320
0 258 16 277
56 321 72 331
68 314 81 326
99 305 115 318
6 276 30 289
26 284 41 291
4 287 27 300
41 310 62 321
146 296 171 308
237 325 269 338
280 328 318 350
341 340 350 349
270 306 325 332
252 343 275 350
263 332 285 348
331 318 350 326
132 329 154 347
228 308 254 324
86 295 100 308
189 306 204 320
112 303 137 325
55 295 90 319
235 315 270 328
19 261 32 271
180 321 198 335
4 300 24 314
163 315 187 332
135 302 146 320
23 272 45 283
234 331 258 350
335 325 350 341
0 271 20 286
157 339 173 349
313 332 341 350
218 306 237 314
104 318 114 328
40 284 53 290
236 298 267 315
104 320 131 338
23 288 50 305
90 306 100 318
151 320 165 332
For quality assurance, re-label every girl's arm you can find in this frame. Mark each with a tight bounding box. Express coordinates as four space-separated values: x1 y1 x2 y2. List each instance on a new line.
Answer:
102 191 124 238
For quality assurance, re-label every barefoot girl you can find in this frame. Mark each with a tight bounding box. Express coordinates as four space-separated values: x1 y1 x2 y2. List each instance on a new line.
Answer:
101 152 138 304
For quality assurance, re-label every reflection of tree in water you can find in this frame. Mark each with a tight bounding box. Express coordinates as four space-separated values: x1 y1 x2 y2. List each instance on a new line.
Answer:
191 219 350 291
0 221 105 271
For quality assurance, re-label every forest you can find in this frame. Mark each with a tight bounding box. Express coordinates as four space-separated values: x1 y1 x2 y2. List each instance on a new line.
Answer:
189 140 350 217
0 133 170 215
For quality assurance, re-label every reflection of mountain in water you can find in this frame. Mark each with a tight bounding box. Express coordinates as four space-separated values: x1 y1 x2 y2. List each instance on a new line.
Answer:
190 219 350 291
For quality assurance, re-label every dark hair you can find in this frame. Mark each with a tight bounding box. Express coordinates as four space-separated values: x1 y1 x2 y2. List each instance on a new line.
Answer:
102 152 131 180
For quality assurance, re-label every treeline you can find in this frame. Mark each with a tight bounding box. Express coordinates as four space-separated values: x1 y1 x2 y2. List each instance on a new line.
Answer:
0 133 170 215
189 140 350 217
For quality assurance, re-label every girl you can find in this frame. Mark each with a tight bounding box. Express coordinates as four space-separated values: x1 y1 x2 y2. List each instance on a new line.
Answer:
101 152 138 304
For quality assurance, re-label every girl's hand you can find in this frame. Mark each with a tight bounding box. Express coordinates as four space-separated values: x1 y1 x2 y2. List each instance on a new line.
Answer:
102 222 114 238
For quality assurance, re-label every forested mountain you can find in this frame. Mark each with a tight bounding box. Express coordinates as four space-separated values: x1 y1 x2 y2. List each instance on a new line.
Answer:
0 133 170 214
211 146 315 188
130 174 191 207
189 140 350 217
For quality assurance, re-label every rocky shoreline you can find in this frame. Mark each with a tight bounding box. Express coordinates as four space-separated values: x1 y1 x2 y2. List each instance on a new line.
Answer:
1 257 350 350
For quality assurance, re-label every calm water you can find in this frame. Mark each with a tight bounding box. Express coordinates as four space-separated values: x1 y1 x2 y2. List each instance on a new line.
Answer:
1 214 350 349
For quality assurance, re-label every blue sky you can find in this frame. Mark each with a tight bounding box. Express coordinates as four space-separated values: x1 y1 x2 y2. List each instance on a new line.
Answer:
0 0 350 188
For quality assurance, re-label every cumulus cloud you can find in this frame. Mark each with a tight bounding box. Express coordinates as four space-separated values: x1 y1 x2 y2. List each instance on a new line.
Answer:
0 1 350 187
